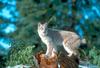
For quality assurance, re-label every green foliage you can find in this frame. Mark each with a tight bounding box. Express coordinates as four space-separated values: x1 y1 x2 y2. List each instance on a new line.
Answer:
6 42 36 66
89 47 100 67
0 56 6 68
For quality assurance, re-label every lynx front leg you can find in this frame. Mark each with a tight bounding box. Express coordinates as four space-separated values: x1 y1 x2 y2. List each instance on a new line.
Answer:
45 44 53 58
51 48 57 57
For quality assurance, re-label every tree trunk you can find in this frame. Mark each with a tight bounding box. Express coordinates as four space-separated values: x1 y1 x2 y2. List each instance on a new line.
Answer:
35 50 79 68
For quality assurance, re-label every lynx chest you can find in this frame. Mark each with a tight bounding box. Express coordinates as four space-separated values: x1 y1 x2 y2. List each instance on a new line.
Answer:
40 35 53 45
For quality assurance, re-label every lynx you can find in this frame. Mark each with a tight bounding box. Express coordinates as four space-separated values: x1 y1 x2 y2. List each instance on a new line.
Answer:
38 22 86 58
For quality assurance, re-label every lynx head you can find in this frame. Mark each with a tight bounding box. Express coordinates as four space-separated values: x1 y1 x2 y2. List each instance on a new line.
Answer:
38 22 48 34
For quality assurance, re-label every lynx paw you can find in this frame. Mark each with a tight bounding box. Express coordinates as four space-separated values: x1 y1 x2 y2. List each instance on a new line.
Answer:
67 53 73 57
44 54 50 59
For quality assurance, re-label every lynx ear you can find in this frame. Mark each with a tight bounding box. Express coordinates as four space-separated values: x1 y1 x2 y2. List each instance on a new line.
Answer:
38 22 41 26
38 22 48 27
44 23 48 26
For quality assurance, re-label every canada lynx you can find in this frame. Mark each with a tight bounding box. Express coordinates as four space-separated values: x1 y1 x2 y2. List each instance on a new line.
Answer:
38 22 86 58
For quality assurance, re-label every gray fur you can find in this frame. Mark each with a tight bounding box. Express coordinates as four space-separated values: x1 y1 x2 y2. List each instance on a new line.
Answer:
38 22 84 58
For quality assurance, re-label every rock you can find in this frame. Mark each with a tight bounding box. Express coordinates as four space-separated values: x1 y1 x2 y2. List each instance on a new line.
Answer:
35 52 58 68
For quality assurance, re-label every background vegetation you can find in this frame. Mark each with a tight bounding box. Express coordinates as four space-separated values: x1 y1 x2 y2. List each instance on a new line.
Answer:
0 0 100 68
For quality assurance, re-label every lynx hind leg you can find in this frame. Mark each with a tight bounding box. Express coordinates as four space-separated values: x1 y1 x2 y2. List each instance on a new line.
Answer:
74 49 80 58
63 42 74 57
